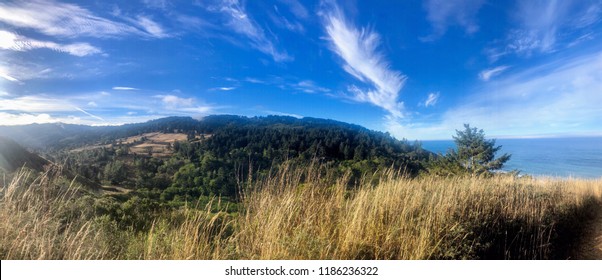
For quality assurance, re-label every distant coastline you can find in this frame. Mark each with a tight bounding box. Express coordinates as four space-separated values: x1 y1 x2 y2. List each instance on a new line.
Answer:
422 137 602 179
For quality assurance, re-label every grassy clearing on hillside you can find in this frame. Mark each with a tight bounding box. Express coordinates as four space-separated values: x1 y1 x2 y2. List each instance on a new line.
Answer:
1 165 601 259
69 132 200 157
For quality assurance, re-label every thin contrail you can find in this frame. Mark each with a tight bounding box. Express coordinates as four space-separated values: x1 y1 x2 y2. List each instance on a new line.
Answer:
74 106 105 121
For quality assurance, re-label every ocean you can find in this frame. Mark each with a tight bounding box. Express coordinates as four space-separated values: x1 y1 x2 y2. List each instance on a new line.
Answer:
421 137 602 179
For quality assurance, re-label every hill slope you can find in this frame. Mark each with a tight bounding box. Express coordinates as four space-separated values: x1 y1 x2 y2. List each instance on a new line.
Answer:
0 136 49 172
2 115 431 199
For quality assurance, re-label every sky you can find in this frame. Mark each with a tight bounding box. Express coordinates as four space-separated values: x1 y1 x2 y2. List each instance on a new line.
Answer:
1 0 601 140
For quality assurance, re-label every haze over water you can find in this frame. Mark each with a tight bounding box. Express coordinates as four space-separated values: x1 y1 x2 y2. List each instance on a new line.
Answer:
422 137 602 179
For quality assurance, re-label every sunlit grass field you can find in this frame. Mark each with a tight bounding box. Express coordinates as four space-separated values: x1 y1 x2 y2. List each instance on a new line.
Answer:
1 165 601 259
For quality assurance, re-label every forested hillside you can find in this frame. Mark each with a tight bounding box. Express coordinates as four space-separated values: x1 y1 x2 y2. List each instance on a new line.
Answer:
3 115 430 203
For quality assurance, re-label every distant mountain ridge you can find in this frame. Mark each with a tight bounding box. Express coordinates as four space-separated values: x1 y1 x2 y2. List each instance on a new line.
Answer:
0 116 204 150
0 115 408 151
0 122 102 151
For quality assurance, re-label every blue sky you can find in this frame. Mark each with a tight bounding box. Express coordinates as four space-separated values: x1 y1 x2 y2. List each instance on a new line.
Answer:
1 0 601 140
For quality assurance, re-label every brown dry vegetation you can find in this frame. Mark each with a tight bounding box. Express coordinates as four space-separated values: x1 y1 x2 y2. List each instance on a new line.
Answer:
1 165 601 260
120 132 188 145
70 133 195 156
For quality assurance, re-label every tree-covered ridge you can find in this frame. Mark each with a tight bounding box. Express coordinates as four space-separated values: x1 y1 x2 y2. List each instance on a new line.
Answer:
165 116 429 197
41 115 430 203
0 115 420 151
198 115 426 163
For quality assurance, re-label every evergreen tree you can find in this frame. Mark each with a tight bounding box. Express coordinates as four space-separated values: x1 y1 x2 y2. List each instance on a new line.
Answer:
452 124 510 174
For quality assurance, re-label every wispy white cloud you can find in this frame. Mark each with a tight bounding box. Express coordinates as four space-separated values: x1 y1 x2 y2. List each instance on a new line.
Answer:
572 3 601 28
269 8 305 33
293 80 330 94
142 0 170 10
567 32 596 48
210 0 291 62
0 95 75 112
112 86 139 91
278 0 309 19
386 51 602 140
0 30 18 49
479 65 510 81
0 94 106 123
177 106 215 114
156 94 194 108
209 86 236 91
240 76 330 95
421 0 485 41
1 91 127 116
264 110 303 119
152 94 218 116
244 77 267 84
0 111 173 126
0 59 83 82
129 16 169 38
0 71 21 83
0 90 221 126
499 1 600 57
507 4 562 55
322 3 406 118
0 112 85 126
423 92 440 107
0 30 102 56
0 0 168 39
175 14 214 31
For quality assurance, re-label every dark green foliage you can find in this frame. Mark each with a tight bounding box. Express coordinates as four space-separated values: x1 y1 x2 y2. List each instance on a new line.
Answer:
426 152 467 177
428 124 511 176
452 124 510 174
103 160 128 185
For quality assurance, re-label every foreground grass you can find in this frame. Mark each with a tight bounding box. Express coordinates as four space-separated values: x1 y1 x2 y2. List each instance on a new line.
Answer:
1 165 601 259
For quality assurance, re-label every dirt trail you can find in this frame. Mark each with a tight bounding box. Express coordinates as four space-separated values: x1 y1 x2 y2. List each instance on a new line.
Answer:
570 204 602 259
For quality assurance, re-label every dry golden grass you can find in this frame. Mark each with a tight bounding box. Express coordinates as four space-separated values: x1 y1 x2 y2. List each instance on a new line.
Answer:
1 164 601 259
233 166 602 259
133 205 235 260
120 132 188 145
0 168 107 259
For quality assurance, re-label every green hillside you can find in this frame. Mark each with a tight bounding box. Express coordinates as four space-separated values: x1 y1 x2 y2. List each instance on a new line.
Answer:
1 115 430 201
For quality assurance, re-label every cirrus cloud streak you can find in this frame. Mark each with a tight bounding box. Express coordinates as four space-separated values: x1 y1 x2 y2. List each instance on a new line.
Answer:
322 2 406 118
